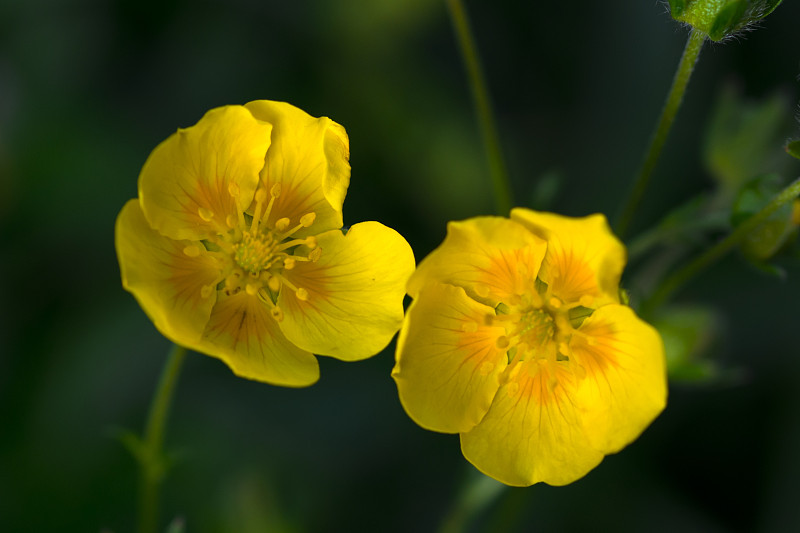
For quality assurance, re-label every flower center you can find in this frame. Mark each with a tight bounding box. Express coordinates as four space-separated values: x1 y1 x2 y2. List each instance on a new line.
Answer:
233 230 280 274
193 183 322 321
489 281 591 366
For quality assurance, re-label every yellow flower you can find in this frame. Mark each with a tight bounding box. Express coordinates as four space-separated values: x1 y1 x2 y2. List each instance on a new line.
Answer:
116 101 414 387
392 209 666 486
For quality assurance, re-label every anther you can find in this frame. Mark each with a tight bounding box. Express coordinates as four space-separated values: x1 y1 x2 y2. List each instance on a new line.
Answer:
270 183 282 198
283 257 296 270
226 214 237 228
549 297 562 309
275 218 290 232
270 306 284 322
246 283 259 296
198 207 214 221
267 276 281 293
308 248 322 262
228 182 240 197
496 336 510 349
305 236 317 249
296 288 309 301
183 245 201 257
254 188 268 204
299 212 316 227
579 294 594 308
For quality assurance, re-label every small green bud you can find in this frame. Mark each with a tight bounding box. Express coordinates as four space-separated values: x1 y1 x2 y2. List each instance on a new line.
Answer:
669 0 783 41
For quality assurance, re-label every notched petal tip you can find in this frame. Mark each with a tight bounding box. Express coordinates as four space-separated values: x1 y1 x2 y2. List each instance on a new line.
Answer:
138 105 272 241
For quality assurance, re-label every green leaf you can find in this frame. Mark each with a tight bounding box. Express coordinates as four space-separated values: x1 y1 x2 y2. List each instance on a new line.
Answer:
653 306 721 383
731 173 798 260
703 85 791 193
785 139 800 160
109 426 147 464
709 0 747 41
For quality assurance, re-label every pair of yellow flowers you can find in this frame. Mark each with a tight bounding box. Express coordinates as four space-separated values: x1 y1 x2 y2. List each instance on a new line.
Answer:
116 101 667 487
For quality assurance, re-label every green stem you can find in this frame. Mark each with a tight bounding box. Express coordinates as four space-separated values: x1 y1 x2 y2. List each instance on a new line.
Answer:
616 29 706 238
644 176 800 314
139 344 188 533
446 0 513 215
437 472 507 533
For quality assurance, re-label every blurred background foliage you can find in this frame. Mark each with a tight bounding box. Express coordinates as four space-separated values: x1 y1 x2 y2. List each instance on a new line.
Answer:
2 1 800 531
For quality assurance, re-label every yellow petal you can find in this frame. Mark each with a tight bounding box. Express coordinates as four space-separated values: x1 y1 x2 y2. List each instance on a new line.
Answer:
510 209 625 305
200 291 320 387
408 217 547 306
278 221 414 361
570 304 667 453
115 199 219 346
392 282 509 433
139 105 272 241
460 359 605 487
244 100 350 236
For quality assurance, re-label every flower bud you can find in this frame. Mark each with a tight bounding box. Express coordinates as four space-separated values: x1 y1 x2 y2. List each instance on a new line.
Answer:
669 0 783 41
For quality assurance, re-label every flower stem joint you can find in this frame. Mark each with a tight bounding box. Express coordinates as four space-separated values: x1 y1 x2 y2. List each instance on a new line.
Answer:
669 0 783 41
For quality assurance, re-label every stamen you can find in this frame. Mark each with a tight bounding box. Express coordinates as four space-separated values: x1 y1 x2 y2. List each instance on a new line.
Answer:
267 275 281 293
275 218 291 232
299 212 316 227
198 207 214 221
274 273 300 293
250 188 268 232
308 248 322 262
245 283 260 296
276 237 316 252
261 183 280 224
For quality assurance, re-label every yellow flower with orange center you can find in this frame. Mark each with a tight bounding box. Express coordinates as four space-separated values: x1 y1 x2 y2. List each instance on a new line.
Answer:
116 101 414 387
392 209 667 486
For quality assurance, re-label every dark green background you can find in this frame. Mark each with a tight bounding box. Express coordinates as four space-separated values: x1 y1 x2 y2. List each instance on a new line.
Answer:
2 1 799 531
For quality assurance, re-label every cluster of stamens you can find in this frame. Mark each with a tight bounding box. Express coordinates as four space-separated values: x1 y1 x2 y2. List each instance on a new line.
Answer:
185 182 322 321
484 280 596 370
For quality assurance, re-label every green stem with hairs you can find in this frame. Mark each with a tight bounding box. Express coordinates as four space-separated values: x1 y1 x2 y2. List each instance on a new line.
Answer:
644 177 800 314
446 0 513 215
139 344 187 533
617 29 706 238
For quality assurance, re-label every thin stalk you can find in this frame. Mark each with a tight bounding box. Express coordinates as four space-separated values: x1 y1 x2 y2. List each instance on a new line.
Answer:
437 473 507 533
139 344 188 533
446 0 513 215
616 29 706 238
644 177 800 314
